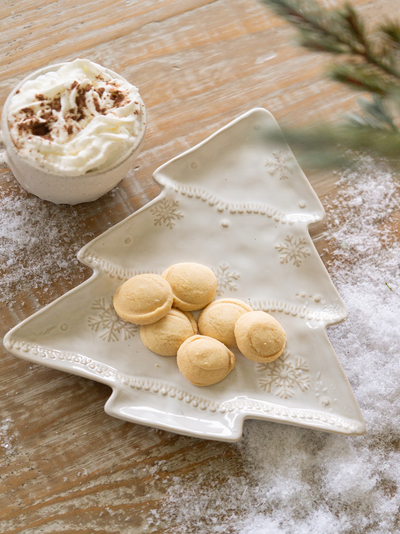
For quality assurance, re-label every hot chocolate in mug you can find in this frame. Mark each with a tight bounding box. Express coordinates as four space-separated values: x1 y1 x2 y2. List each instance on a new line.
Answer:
0 59 146 205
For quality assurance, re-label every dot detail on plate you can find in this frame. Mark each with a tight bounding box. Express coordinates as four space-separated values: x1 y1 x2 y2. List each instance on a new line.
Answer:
124 238 131 244
191 162 198 169
314 295 321 303
321 397 330 406
60 324 68 331
221 220 229 228
299 201 306 208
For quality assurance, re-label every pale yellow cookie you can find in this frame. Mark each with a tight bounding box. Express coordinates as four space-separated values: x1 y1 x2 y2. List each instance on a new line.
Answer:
140 309 197 356
177 335 235 386
162 262 217 311
234 311 286 363
198 298 253 347
113 274 173 325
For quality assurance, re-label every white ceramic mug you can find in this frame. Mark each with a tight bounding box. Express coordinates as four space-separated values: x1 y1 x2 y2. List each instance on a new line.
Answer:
0 63 146 205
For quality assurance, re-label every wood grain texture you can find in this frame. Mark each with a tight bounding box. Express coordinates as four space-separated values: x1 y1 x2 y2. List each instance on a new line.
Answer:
1 0 400 531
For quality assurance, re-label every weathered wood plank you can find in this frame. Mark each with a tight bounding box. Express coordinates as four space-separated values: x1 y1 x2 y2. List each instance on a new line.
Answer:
1 0 398 531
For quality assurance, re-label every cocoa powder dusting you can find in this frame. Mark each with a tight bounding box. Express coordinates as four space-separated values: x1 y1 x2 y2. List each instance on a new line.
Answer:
75 87 87 121
68 113 79 122
31 122 51 137
11 73 139 153
94 98 102 113
40 111 54 121
17 123 28 134
110 90 126 107
21 107 34 117
52 97 61 112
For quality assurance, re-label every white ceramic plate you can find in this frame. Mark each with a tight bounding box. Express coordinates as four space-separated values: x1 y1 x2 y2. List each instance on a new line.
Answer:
4 108 365 441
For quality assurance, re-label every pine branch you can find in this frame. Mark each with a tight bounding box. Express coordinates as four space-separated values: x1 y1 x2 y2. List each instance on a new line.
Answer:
328 63 396 96
297 29 349 55
275 123 400 168
380 20 400 49
264 0 359 54
262 0 400 80
340 3 367 51
260 0 400 166
352 96 397 132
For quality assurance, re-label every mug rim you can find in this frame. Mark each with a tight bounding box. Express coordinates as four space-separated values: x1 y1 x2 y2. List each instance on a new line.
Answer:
2 60 146 179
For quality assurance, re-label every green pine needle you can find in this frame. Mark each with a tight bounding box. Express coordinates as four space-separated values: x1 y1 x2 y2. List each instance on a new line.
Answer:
328 63 396 96
380 20 400 49
260 0 400 166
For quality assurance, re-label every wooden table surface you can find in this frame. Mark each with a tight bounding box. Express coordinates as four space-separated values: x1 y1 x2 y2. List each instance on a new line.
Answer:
1 0 399 532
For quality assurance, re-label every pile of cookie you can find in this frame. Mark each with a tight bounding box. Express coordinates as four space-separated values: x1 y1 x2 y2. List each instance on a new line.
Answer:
113 262 286 387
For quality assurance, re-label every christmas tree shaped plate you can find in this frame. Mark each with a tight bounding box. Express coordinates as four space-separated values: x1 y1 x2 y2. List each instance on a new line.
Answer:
4 108 365 441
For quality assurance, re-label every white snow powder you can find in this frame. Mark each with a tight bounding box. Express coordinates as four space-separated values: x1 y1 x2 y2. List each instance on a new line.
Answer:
0 418 16 460
0 183 92 305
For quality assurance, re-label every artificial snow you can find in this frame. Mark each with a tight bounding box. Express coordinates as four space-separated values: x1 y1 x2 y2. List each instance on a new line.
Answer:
0 418 16 458
0 186 91 305
156 158 400 533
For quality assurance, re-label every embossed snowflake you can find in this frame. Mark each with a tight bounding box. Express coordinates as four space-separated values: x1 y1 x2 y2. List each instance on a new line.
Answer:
321 301 342 320
275 235 310 267
87 298 138 342
257 352 310 399
213 263 240 296
265 151 293 180
151 198 183 229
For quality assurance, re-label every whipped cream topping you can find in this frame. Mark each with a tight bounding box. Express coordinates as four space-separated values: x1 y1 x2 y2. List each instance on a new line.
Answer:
7 59 144 176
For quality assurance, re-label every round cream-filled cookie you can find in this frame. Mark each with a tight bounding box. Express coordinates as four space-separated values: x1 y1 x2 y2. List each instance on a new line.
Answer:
177 335 235 386
234 311 286 363
113 274 173 325
140 309 197 356
162 262 217 311
198 298 253 347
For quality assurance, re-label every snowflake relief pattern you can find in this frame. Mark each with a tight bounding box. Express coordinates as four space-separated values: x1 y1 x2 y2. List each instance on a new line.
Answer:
257 351 310 399
275 235 310 267
213 263 240 296
321 301 342 321
151 198 183 229
87 298 138 342
265 151 294 180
